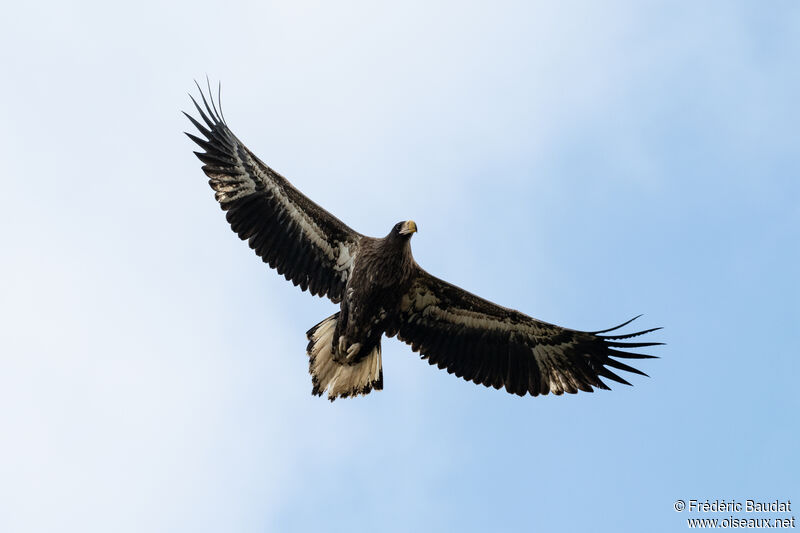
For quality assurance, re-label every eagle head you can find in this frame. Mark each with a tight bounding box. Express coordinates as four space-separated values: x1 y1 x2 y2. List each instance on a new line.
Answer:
393 220 417 238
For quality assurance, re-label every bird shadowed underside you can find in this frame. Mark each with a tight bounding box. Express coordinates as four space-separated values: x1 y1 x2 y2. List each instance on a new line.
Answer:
185 81 663 401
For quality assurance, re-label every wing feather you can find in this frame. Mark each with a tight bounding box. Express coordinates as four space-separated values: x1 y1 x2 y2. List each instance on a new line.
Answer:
397 268 661 396
185 85 362 302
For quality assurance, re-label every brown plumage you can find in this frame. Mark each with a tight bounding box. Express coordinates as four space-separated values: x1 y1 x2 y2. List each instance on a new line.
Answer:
185 83 662 401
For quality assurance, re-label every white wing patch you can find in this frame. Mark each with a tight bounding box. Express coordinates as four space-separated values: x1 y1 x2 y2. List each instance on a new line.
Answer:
333 242 355 281
401 285 440 313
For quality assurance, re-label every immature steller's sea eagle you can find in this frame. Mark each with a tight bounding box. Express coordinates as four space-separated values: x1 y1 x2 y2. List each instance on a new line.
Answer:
185 84 661 401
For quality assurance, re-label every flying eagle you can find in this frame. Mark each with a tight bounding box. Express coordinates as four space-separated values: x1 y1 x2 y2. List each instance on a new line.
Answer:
185 85 661 401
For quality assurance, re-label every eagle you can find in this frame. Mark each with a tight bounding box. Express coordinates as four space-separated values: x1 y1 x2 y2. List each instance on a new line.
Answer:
185 84 661 401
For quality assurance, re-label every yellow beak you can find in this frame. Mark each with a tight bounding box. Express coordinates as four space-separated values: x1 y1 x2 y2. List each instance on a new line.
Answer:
399 220 418 235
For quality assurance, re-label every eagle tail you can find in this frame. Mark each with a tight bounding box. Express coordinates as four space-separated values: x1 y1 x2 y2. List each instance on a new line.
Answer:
306 313 383 401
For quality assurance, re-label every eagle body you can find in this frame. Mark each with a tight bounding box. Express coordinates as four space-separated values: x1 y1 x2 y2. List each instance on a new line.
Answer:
186 84 662 401
335 226 416 363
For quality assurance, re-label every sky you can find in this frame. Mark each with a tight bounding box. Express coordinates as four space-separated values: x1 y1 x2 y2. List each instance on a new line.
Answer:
0 1 798 532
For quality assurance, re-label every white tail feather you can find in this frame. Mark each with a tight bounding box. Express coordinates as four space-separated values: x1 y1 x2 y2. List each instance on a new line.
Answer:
306 314 383 401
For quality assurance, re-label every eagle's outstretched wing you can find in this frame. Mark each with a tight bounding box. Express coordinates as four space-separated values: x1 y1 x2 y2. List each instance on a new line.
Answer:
394 269 661 396
184 85 362 303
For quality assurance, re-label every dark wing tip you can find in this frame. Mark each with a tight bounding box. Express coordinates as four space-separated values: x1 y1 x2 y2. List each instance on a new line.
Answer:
185 132 210 150
187 78 228 131
597 366 633 386
607 348 660 360
605 340 664 348
604 357 649 378
586 316 663 390
194 77 225 124
600 327 664 342
590 314 643 334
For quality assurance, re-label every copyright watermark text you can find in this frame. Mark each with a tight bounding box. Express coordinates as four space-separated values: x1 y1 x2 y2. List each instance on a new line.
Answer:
674 499 794 529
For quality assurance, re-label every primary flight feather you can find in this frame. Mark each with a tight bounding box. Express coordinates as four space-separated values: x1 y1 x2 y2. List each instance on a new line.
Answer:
185 84 661 401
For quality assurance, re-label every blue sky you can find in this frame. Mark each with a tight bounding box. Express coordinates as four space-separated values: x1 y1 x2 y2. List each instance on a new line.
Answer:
1 1 797 532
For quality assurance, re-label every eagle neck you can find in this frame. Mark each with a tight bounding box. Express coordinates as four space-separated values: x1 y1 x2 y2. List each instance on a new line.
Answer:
359 236 415 288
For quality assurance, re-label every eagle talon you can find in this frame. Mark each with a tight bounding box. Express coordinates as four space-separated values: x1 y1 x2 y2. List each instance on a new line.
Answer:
346 343 362 359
